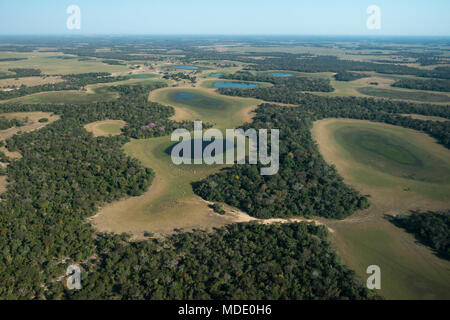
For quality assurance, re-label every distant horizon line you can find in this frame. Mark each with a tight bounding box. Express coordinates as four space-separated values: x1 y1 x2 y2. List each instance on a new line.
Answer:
0 34 449 38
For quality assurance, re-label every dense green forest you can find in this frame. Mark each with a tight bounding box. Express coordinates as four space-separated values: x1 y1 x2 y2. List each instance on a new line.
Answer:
64 223 378 300
334 71 370 81
392 78 450 92
193 95 450 217
390 211 449 260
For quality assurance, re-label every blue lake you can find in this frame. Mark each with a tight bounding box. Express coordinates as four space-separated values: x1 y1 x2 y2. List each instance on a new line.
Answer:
211 73 223 77
172 92 224 109
173 65 199 70
213 81 259 89
270 72 293 77
133 74 150 78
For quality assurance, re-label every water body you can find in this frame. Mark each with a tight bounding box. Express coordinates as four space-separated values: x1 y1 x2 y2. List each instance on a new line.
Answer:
172 92 224 109
133 74 150 78
213 81 259 89
172 65 199 70
270 72 293 77
211 73 223 77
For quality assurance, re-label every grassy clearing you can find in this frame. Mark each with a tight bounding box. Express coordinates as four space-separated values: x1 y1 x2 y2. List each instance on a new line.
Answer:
90 135 234 238
92 81 262 238
330 220 450 300
0 112 59 141
314 73 450 105
0 112 60 194
312 119 450 299
0 87 118 104
149 87 260 129
0 76 63 87
84 120 126 137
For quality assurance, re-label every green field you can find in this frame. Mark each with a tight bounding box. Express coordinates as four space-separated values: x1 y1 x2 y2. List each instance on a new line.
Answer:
313 119 450 299
0 52 128 75
92 85 259 237
333 126 450 185
97 123 123 134
92 135 233 237
150 87 259 129
1 87 118 104
324 120 450 202
201 79 272 89
357 87 450 103
331 220 450 300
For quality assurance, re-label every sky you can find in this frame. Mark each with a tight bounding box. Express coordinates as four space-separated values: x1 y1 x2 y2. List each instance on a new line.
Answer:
0 0 449 36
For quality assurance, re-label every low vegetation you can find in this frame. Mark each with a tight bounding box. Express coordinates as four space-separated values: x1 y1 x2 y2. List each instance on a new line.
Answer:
392 78 450 92
390 211 450 260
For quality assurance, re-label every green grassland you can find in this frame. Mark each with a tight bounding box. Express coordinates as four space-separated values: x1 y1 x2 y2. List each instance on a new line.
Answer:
0 51 129 75
1 87 118 104
333 125 450 186
357 87 450 103
0 77 167 104
331 220 450 300
91 134 234 237
313 119 450 299
310 72 450 104
150 87 259 129
201 79 272 89
98 123 123 134
92 85 259 237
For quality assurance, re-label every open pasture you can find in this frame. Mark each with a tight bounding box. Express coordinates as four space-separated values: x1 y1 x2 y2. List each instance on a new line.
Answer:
84 120 126 137
312 118 450 299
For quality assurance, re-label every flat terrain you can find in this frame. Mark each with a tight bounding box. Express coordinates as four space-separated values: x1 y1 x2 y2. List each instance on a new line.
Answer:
92 78 262 238
0 112 60 142
0 76 63 87
313 72 450 104
0 51 128 75
357 87 450 103
0 87 118 104
149 85 260 129
91 136 234 238
0 112 60 195
400 114 449 122
3 42 449 299
312 118 450 299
